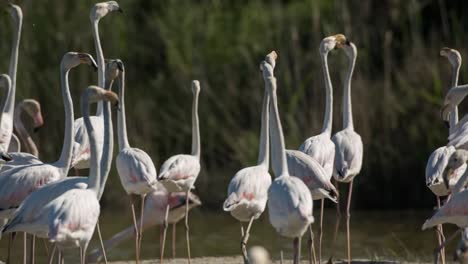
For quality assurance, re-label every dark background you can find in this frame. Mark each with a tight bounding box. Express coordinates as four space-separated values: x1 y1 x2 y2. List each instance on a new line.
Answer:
0 0 466 210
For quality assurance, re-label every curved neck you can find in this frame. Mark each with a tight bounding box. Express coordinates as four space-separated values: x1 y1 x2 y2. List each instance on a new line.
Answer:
449 63 461 132
82 94 100 195
268 77 289 177
117 71 130 150
257 88 270 167
5 14 22 115
56 67 74 172
320 52 333 135
98 84 113 199
14 104 38 157
191 90 201 159
92 20 105 116
343 52 356 130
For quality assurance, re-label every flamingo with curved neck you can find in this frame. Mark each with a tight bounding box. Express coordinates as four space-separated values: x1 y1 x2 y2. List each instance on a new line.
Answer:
72 1 122 170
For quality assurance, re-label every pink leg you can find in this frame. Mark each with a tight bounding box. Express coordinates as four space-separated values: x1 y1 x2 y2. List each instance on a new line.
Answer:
47 245 56 264
29 235 36 264
346 180 354 264
130 196 140 264
172 223 176 259
185 190 191 264
241 217 254 263
96 221 108 264
434 229 462 264
139 195 146 253
328 180 341 263
160 204 170 264
308 225 317 264
23 232 27 264
318 199 324 264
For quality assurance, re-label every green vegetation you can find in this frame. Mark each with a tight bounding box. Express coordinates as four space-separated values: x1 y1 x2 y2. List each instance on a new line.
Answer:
0 0 465 209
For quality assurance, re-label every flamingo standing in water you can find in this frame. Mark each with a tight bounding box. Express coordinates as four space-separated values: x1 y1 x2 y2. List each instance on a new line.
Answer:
72 1 122 171
87 188 202 263
157 80 201 264
262 54 314 264
40 86 117 264
330 41 363 264
223 52 273 263
292 34 349 263
114 59 158 263
426 47 464 264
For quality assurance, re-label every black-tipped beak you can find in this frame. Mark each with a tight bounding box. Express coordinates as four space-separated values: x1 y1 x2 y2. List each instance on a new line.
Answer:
118 8 123 13
33 126 42 133
114 102 120 111
1 152 13 162
346 40 351 45
92 63 98 72
444 121 450 128
117 62 124 72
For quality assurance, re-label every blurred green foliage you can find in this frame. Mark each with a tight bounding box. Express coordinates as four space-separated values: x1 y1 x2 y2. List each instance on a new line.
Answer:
1 0 467 209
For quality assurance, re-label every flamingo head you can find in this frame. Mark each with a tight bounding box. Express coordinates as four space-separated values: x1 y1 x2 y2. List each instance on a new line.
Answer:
440 47 462 69
320 34 349 54
19 99 44 132
90 1 122 22
443 149 468 189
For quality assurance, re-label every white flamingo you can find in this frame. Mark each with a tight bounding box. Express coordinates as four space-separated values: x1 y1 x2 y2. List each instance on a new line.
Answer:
87 188 202 263
44 86 117 264
262 54 313 264
72 1 122 171
330 41 363 264
423 149 468 264
223 51 273 262
114 59 158 263
296 34 349 263
0 4 21 152
1 59 120 264
426 47 464 263
157 80 201 263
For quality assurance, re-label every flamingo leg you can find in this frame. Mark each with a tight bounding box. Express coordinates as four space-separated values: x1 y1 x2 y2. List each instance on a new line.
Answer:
96 221 108 264
172 223 176 259
293 237 300 264
29 235 36 264
23 232 27 264
57 250 62 264
7 233 16 264
80 246 84 264
160 204 170 264
308 225 317 264
435 197 445 264
139 195 146 253
278 236 283 264
47 245 56 264
328 179 341 264
130 196 140 264
42 239 49 257
434 229 462 264
318 199 324 264
346 181 354 264
185 190 191 264
241 217 255 263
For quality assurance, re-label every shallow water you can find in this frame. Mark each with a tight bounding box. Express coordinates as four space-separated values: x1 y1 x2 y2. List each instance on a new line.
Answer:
0 208 457 263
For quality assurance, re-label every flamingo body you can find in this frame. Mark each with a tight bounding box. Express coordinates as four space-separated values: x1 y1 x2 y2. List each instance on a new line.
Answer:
158 154 200 193
423 189 468 229
116 147 158 195
299 133 335 179
426 146 466 196
223 165 271 222
72 116 104 169
332 128 363 182
267 175 314 238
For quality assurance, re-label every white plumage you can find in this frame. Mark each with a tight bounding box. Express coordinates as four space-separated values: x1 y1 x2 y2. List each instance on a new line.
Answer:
332 128 363 182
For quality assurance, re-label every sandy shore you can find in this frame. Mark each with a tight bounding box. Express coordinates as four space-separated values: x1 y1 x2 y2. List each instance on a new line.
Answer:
109 257 400 264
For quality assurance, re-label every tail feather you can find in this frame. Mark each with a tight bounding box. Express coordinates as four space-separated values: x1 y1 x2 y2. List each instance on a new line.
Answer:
223 193 239 211
422 216 441 230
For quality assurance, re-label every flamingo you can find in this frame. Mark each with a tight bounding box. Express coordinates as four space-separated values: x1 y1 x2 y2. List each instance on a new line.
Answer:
1 59 121 264
113 59 158 263
261 54 314 264
0 4 22 152
72 1 122 171
13 100 44 156
87 188 202 263
157 80 201 263
330 41 363 264
423 149 468 264
223 51 273 263
426 47 464 263
296 34 349 263
42 86 117 264
0 52 97 257
0 74 15 161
